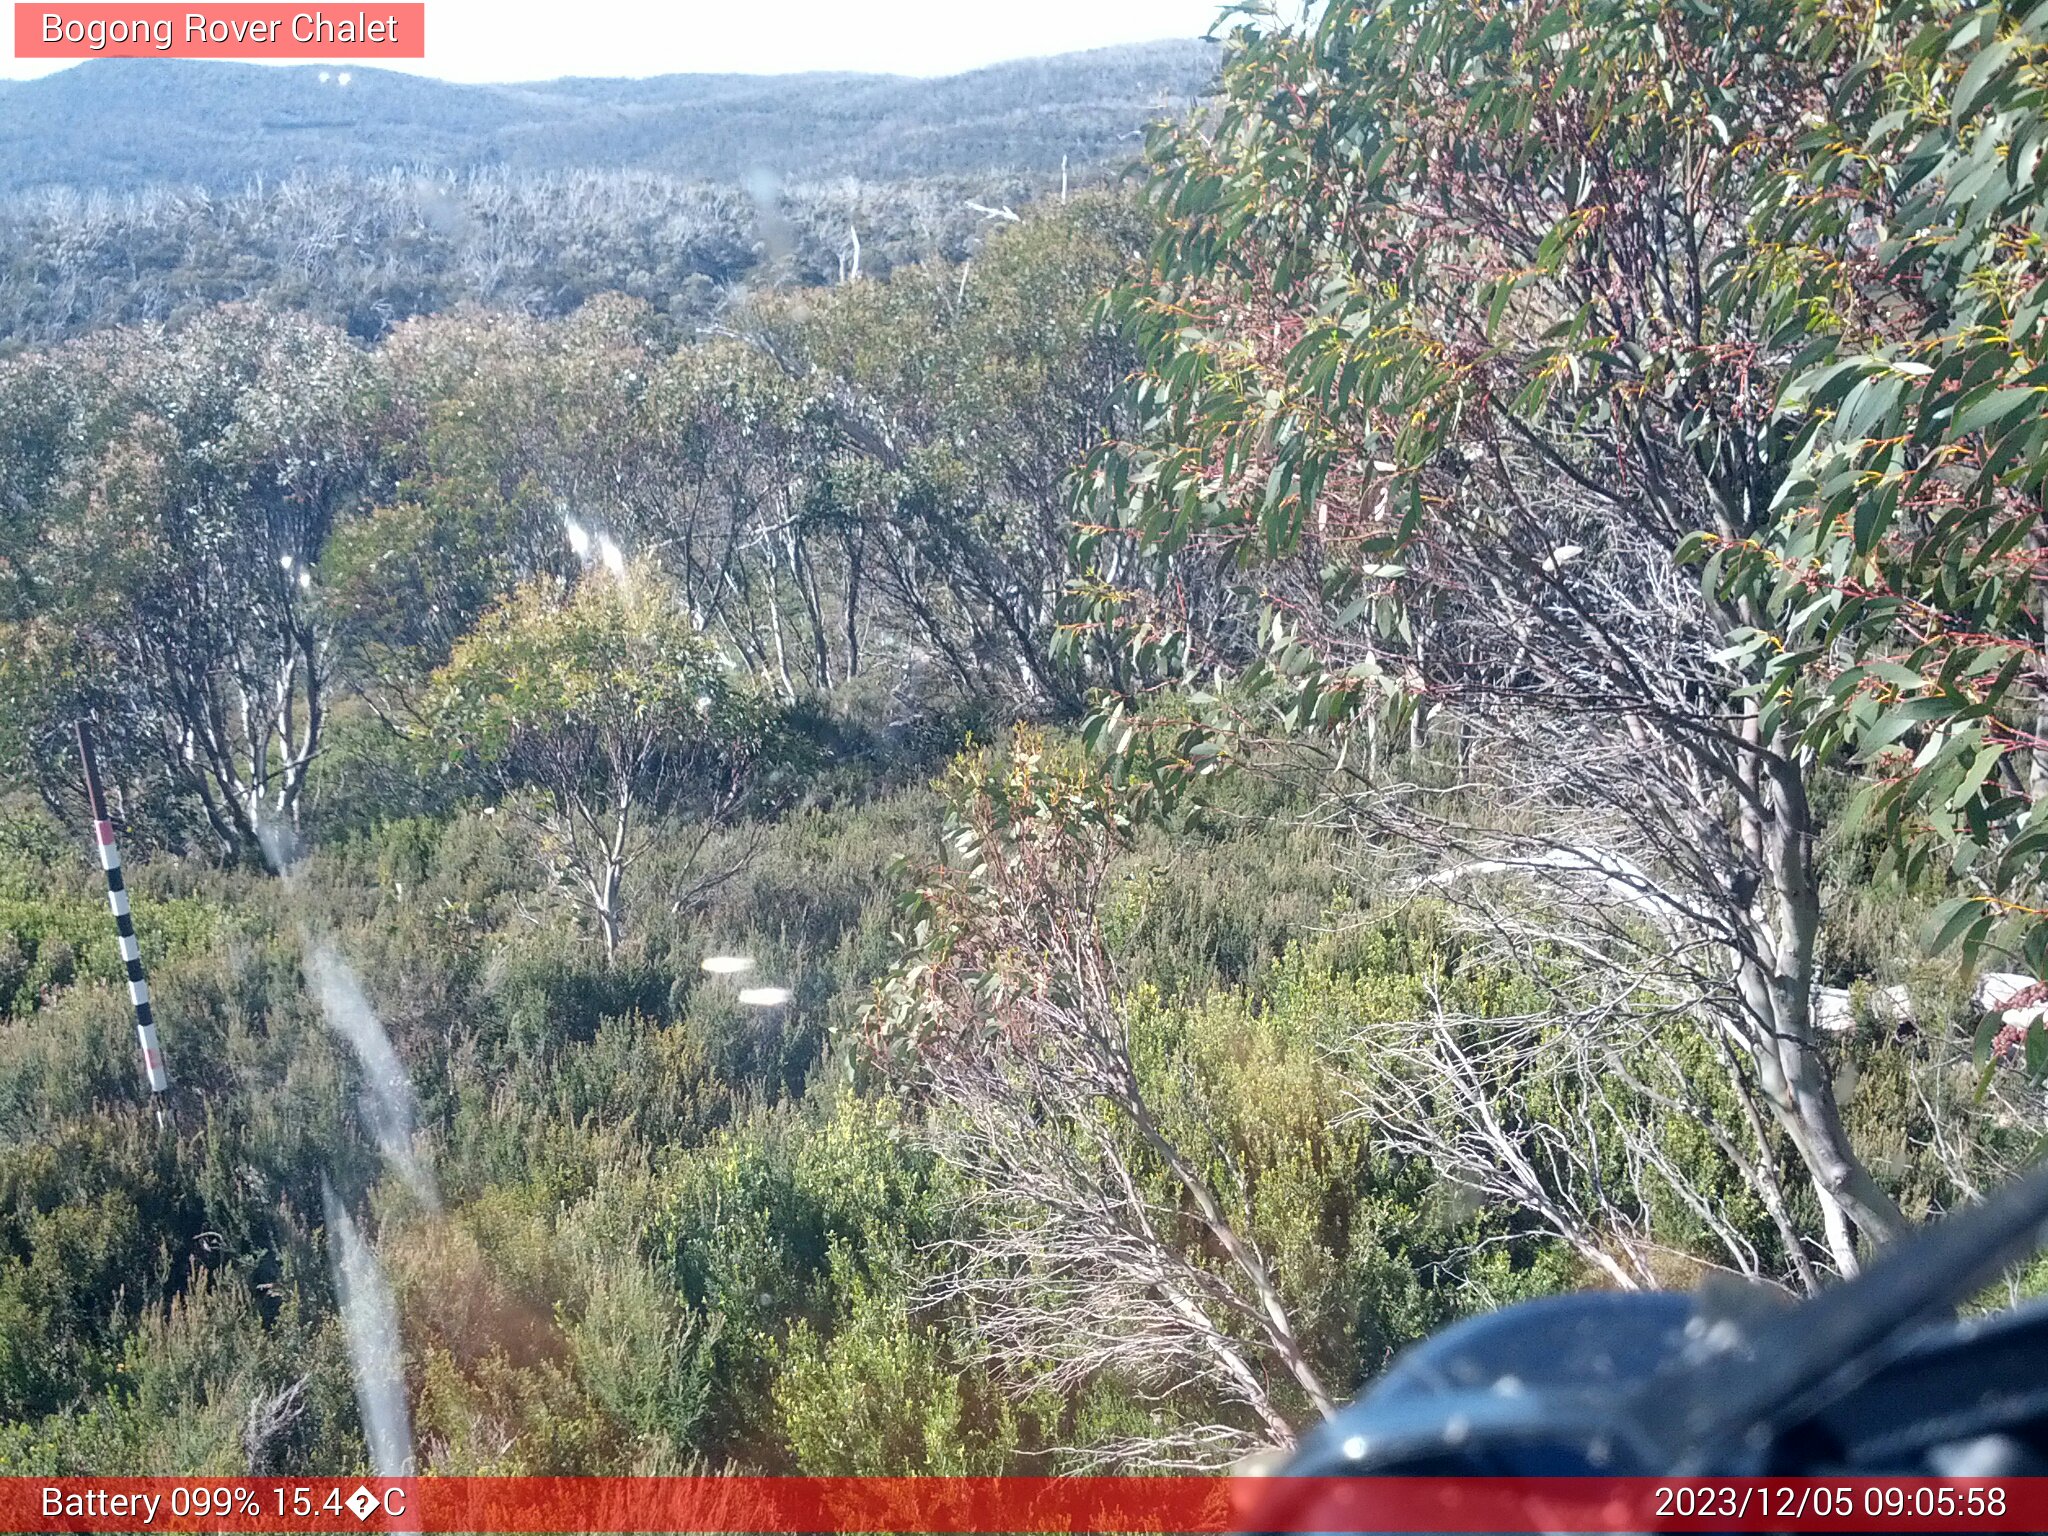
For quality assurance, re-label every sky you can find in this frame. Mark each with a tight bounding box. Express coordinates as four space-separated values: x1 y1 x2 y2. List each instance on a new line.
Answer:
1 0 1241 82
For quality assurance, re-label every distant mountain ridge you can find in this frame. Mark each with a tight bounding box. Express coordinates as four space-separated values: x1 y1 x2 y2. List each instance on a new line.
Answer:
0 42 1221 193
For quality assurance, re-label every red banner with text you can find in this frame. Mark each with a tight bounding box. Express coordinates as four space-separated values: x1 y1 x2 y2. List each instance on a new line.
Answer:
3 1477 2046 1533
15 5 424 59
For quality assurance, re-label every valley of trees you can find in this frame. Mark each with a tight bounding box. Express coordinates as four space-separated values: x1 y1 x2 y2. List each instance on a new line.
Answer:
0 45 1221 194
0 168 1042 347
0 42 1220 349
6 0 2048 1479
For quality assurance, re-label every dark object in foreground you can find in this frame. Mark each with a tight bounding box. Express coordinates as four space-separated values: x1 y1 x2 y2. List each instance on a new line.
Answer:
1274 1166 2048 1493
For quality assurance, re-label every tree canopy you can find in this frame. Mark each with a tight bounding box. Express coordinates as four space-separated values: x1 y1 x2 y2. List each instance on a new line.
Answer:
429 566 765 954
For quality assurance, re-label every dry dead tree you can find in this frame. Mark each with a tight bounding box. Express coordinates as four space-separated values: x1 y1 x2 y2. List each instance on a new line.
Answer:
1333 946 1825 1296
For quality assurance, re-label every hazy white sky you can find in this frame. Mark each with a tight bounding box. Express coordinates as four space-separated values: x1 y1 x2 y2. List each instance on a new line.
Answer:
3 1 1237 82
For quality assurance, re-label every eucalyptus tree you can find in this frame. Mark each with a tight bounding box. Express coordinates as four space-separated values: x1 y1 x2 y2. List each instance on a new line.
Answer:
662 200 1145 715
637 335 842 701
792 201 1144 714
1709 0 2048 1007
1068 0 1913 1271
323 297 660 715
1 306 386 859
426 563 766 957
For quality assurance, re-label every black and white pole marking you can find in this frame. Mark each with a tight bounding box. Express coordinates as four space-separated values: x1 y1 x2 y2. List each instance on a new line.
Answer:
76 722 171 1101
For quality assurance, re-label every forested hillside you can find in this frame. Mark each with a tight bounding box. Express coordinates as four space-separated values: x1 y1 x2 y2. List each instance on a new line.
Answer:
7 0 2048 1482
0 44 1219 192
0 41 1220 349
0 168 1053 346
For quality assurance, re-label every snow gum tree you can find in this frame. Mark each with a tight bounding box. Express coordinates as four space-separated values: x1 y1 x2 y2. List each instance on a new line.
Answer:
427 563 766 957
1066 0 1932 1272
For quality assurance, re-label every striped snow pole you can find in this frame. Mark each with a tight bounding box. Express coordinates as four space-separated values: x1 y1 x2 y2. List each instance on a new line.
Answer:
75 722 171 1099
